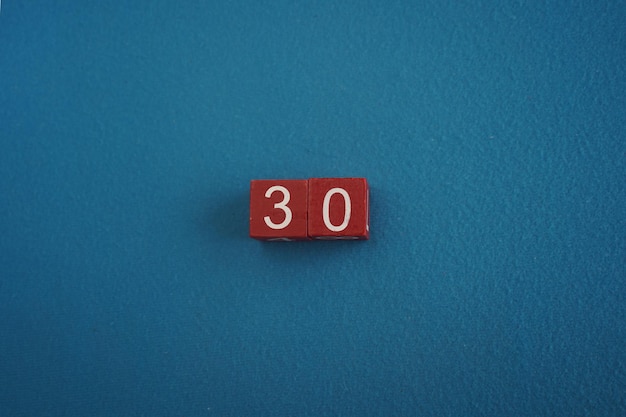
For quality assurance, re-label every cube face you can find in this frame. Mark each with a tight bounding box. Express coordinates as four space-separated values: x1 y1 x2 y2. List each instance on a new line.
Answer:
307 178 369 240
249 179 309 240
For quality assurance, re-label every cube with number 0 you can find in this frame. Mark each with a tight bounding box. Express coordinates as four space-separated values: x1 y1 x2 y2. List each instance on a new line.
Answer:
308 178 369 240
249 179 309 241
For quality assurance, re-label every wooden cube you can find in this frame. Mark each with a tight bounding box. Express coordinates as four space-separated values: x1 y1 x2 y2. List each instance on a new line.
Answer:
307 178 369 240
249 179 309 241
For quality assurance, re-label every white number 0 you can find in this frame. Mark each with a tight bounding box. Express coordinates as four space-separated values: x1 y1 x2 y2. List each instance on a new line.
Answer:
264 186 292 230
323 188 351 232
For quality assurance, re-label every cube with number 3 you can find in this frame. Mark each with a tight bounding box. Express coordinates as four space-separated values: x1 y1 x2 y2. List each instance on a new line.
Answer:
249 179 309 241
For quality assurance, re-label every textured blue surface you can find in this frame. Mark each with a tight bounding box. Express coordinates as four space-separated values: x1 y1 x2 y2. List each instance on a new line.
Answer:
1 1 625 416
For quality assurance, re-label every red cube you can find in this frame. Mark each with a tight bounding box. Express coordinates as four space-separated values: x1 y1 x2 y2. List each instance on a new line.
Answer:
307 178 369 240
249 179 309 241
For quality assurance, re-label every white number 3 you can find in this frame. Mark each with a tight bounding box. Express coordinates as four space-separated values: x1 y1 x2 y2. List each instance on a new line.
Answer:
264 186 292 230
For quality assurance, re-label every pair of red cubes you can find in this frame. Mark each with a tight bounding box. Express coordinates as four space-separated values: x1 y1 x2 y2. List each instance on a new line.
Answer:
250 178 370 241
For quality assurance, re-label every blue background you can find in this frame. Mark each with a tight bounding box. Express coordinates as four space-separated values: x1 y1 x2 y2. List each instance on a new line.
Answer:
1 1 625 416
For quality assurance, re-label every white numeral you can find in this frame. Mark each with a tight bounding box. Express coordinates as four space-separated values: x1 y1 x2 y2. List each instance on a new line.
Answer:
322 188 351 232
264 186 292 230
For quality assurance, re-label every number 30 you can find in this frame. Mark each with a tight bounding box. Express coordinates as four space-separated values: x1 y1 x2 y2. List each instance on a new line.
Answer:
263 186 352 232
